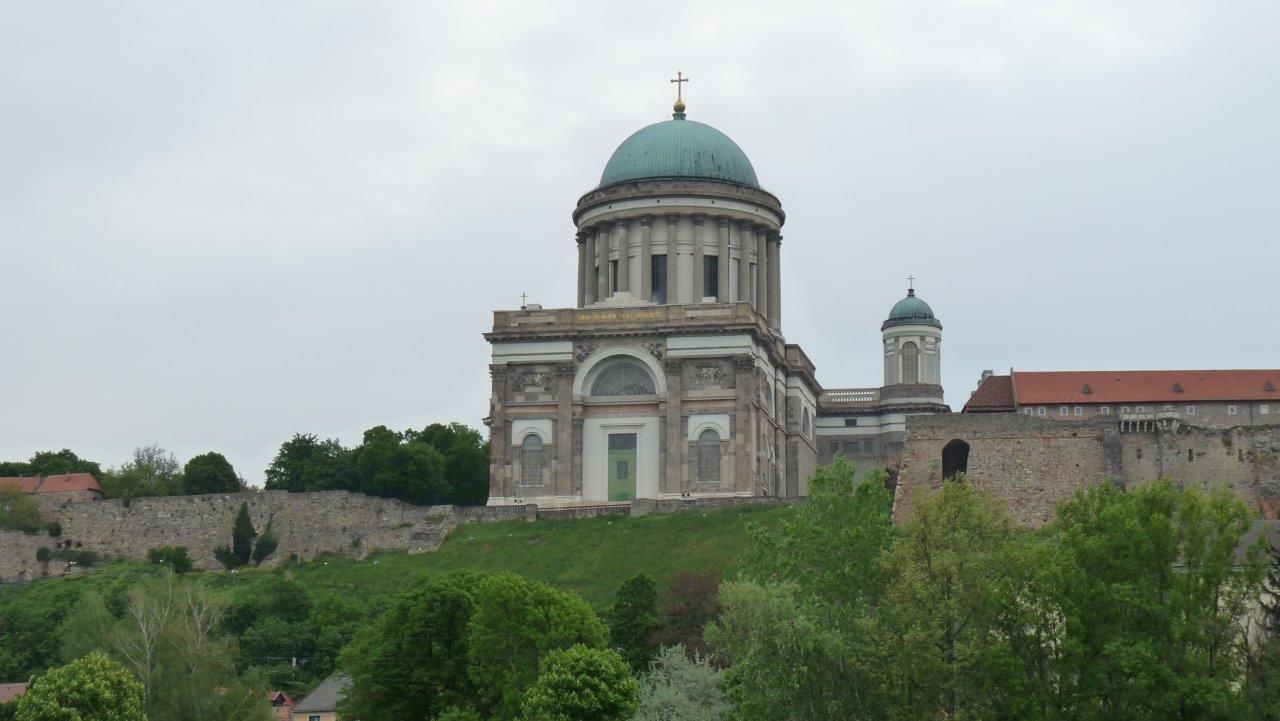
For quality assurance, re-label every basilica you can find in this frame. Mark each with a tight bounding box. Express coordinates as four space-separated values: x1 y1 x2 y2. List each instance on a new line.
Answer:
484 87 948 505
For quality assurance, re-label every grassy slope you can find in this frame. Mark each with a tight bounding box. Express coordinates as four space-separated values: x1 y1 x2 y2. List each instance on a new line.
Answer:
284 504 789 607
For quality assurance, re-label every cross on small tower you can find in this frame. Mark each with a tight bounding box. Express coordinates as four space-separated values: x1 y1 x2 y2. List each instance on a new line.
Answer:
520 292 528 310
907 274 915 291
670 71 690 101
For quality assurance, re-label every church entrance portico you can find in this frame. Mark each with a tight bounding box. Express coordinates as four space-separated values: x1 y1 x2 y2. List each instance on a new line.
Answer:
583 418 659 502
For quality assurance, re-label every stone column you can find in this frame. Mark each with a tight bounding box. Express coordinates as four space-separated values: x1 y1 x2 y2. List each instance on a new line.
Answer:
734 355 756 493
639 216 653 301
614 220 629 294
663 358 684 495
755 225 768 316
767 231 781 330
596 225 609 300
576 232 587 307
716 217 730 302
737 221 752 305
555 363 574 497
691 214 706 302
583 227 596 305
665 214 680 304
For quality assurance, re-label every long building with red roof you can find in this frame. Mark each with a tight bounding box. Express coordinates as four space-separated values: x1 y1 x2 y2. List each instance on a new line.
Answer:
965 369 1279 427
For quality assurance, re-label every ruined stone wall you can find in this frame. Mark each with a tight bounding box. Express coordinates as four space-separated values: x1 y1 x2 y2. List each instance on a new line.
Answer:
895 414 1109 525
897 413 1280 526
0 491 794 584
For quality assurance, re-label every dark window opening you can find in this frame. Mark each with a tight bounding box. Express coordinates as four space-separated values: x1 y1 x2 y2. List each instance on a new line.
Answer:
651 254 667 304
703 256 719 299
609 260 619 294
1188 448 1194 462
844 418 858 427
942 439 970 480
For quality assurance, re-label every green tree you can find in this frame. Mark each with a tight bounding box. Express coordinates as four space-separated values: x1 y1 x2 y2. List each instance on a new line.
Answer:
635 644 727 721
25 450 103 478
354 425 450 505
339 571 483 721
264 434 355 492
652 570 722 658
182 452 241 495
608 572 658 672
215 502 257 569
413 423 491 505
0 484 43 534
468 573 610 719
252 521 279 565
519 644 639 721
100 445 183 500
14 651 146 721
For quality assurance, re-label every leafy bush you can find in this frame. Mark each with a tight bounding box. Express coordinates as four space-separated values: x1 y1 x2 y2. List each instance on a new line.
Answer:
147 546 193 573
45 522 61 538
35 547 50 563
0 485 43 534
50 549 98 567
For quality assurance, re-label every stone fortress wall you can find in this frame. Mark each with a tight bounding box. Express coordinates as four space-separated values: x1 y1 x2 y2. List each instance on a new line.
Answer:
894 413 1280 526
0 490 796 584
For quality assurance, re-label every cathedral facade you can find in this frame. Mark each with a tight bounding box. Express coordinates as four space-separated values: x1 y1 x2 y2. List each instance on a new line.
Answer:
485 93 948 505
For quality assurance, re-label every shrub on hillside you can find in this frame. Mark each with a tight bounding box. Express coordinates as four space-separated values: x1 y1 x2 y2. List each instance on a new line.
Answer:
147 546 193 573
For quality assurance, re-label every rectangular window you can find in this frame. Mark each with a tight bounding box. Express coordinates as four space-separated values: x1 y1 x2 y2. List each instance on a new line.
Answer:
1188 449 1195 462
1074 406 1083 416
844 418 858 427
310 717 321 721
1060 406 1069 415
1263 404 1270 415
609 260 619 294
1136 405 1146 413
1137 447 1143 460
1100 406 1111 415
650 254 667 304
1229 405 1238 415
703 256 718 299
1163 405 1173 411
732 258 740 299
750 264 757 304
1121 406 1130 414
1037 406 1046 416
1187 405 1196 414
1024 407 1033 415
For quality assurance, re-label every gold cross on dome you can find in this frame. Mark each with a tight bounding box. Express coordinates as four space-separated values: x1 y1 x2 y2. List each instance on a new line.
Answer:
670 71 690 101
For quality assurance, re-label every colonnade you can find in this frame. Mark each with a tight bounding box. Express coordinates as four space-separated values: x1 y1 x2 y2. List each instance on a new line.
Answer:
575 213 781 330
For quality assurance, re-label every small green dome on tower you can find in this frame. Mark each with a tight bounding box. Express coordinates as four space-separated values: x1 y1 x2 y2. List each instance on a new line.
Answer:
598 107 760 190
883 288 942 330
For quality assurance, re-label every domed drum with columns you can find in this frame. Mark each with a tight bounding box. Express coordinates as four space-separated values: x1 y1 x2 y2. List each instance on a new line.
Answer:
484 85 948 506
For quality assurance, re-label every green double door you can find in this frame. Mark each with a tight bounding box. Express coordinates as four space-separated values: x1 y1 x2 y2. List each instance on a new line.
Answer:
607 433 638 501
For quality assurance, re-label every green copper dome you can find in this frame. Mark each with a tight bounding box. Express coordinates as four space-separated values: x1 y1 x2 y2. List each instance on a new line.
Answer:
599 111 760 189
883 289 942 330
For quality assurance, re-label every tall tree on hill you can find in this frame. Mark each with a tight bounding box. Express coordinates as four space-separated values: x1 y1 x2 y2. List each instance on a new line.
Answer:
519 644 640 721
608 573 659 673
14 652 146 721
182 452 240 495
100 445 183 500
412 423 491 505
353 426 450 505
0 449 102 478
263 434 356 492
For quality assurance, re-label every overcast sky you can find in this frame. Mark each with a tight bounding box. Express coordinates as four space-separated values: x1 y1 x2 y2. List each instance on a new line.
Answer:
2 1 1276 484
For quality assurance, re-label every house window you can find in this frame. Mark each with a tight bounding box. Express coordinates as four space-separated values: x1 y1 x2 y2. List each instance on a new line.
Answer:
1074 406 1083 416
1121 406 1130 414
521 435 545 486
844 418 858 427
1024 407 1034 415
1100 406 1111 415
1059 406 1069 415
1187 405 1196 415
310 716 321 721
1163 405 1173 412
1037 406 1046 416
1136 406 1146 413
1137 447 1143 460
1263 404 1271 415
1188 449 1195 462
650 255 667 304
697 429 722 484
703 256 718 299
1229 405 1238 415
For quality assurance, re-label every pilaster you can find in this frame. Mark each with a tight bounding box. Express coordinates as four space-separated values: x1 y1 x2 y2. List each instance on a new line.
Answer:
716 217 730 302
639 216 653 301
692 214 706 302
575 231 587 307
666 214 680 304
766 231 781 330
583 226 596 305
663 358 684 495
555 363 575 497
736 220 752 305
614 220 629 294
734 354 756 493
755 225 768 317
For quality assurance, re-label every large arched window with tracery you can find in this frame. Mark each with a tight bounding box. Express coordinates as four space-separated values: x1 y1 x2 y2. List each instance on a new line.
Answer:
697 429 721 485
521 434 545 485
591 361 656 396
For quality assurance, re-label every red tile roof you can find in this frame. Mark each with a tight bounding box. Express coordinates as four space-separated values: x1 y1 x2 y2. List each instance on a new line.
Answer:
1011 370 1280 405
0 473 102 495
0 682 27 704
963 375 1016 412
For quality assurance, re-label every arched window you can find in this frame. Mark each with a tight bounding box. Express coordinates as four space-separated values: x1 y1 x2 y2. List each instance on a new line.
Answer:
942 439 969 480
591 361 656 396
521 435 545 485
901 341 920 384
802 408 812 436
697 429 721 485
